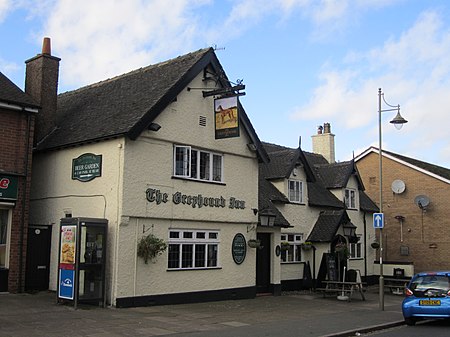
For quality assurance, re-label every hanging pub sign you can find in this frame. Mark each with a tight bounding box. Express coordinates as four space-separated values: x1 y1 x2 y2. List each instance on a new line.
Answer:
214 96 239 139
0 174 18 201
72 153 102 182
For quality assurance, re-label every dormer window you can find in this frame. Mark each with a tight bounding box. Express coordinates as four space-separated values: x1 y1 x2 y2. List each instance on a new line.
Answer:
288 180 304 203
345 188 356 209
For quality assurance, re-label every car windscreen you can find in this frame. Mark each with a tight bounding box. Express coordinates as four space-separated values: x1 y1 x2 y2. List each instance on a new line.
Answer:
410 275 450 296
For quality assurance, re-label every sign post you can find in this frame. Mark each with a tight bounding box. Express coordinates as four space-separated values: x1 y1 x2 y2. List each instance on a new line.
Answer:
373 212 384 310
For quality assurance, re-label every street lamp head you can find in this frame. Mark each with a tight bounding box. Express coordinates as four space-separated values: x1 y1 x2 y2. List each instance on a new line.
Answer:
390 109 408 130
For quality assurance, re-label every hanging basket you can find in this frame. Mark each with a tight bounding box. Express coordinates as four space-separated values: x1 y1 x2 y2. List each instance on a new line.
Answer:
137 234 167 264
281 242 290 251
301 242 313 251
248 239 262 249
371 242 380 249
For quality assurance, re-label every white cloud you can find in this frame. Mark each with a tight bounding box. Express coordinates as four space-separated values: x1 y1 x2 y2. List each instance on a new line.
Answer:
291 9 450 166
0 57 20 76
0 0 12 22
33 0 211 88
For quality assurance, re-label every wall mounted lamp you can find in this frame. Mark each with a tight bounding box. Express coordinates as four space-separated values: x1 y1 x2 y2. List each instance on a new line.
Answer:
342 222 356 238
258 208 276 227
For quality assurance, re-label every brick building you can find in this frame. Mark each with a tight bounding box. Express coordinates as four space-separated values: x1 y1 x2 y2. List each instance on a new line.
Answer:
356 147 450 272
0 72 39 292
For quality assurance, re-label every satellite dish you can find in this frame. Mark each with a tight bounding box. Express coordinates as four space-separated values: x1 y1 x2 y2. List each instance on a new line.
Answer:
391 180 406 194
414 195 430 209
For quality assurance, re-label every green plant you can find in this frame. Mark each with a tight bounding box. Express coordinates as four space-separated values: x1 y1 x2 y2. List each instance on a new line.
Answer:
301 241 313 250
137 234 167 264
248 239 262 248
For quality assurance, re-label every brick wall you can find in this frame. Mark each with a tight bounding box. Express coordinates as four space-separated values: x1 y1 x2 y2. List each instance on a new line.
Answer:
356 152 450 272
0 107 34 292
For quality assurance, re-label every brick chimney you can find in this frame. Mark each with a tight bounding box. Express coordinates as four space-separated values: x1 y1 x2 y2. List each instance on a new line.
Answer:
25 37 60 144
311 122 335 163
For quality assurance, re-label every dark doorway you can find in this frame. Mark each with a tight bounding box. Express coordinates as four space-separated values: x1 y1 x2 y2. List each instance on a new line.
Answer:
256 233 271 293
25 225 52 291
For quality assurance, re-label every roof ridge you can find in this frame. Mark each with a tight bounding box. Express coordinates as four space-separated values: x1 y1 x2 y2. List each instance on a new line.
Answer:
58 47 212 98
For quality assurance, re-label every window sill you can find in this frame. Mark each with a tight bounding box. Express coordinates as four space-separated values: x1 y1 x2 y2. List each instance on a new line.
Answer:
172 176 226 185
167 266 222 271
288 201 306 205
281 261 303 265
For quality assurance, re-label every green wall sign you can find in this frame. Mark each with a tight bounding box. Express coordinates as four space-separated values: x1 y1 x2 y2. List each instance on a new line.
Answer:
232 233 246 265
72 153 102 182
0 174 18 201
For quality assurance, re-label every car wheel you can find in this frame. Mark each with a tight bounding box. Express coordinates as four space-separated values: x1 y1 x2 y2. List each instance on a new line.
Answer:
405 317 416 326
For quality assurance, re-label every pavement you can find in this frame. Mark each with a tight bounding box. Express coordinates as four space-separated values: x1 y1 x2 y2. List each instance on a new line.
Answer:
0 287 405 337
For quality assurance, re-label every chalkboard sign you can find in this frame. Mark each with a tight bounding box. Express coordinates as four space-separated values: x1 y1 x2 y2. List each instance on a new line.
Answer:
326 254 337 281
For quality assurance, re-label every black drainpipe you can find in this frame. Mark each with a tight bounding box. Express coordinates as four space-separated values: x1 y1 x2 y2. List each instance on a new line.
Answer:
18 112 32 292
363 211 367 281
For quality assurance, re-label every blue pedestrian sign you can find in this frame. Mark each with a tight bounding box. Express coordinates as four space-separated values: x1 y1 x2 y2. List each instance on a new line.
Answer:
373 213 384 229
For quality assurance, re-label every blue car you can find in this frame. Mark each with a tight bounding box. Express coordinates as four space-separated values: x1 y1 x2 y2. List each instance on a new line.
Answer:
402 271 450 326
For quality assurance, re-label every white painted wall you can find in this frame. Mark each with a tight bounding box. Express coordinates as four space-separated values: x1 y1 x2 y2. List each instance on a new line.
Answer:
30 69 262 306
29 139 124 303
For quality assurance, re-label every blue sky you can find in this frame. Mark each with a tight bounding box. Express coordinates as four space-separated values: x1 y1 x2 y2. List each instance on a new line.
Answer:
1 0 449 169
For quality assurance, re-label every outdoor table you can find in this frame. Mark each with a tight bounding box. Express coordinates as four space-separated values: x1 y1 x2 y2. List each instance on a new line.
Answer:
316 281 366 301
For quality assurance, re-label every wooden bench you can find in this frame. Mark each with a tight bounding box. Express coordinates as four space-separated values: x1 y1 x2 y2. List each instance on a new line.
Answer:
384 278 410 295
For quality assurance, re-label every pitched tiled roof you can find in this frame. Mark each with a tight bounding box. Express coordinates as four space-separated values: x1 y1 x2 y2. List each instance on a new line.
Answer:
313 160 364 190
259 144 298 179
382 148 450 181
0 72 39 108
258 179 291 227
359 190 379 212
306 210 353 242
35 48 268 162
307 181 344 208
260 142 344 209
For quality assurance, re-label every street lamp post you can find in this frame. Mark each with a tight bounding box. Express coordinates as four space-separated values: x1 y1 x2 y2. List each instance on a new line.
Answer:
377 88 407 311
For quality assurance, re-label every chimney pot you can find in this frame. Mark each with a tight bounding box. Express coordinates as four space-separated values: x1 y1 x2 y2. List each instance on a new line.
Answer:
324 123 331 134
42 37 51 55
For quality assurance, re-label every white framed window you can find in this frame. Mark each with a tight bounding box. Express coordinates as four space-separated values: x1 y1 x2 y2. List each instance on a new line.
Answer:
349 238 362 259
345 188 356 209
0 209 11 268
280 233 303 263
174 145 223 182
168 229 219 270
288 180 304 203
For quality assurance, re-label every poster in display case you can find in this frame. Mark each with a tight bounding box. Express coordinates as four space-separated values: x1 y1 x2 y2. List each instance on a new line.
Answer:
57 217 107 309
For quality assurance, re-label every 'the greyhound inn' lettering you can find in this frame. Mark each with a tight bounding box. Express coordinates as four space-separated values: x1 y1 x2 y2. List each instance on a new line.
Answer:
145 188 245 210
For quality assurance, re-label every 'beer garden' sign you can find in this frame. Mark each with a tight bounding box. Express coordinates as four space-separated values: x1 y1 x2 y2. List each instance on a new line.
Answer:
72 153 102 182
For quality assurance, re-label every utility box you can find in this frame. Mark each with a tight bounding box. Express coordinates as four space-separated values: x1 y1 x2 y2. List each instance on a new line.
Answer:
57 217 107 308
